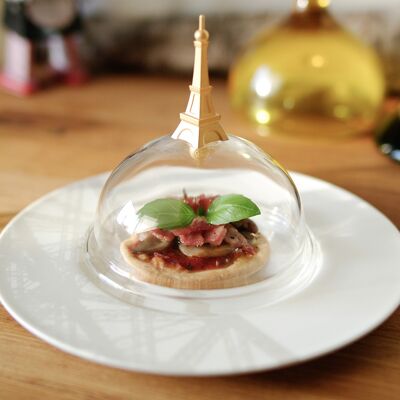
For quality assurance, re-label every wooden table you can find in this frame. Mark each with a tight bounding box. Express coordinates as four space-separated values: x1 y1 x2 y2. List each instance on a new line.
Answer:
1 76 399 400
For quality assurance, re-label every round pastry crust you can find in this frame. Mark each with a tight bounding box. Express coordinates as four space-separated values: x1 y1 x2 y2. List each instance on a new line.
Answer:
120 234 269 289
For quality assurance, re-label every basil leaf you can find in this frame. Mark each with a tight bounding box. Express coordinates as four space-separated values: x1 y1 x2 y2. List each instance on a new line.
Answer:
137 198 196 230
206 194 260 225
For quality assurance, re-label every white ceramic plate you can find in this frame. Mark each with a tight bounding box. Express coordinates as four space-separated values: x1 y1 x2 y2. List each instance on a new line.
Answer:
0 172 399 376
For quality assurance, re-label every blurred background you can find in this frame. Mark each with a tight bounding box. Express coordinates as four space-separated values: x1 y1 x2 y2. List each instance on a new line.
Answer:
0 0 399 157
1 0 397 87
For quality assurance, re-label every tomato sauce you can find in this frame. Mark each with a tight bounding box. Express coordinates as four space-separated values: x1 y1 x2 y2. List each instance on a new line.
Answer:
131 247 253 272
153 248 246 271
130 235 257 272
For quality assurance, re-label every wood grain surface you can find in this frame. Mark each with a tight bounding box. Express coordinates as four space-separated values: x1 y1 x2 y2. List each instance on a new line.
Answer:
0 75 399 400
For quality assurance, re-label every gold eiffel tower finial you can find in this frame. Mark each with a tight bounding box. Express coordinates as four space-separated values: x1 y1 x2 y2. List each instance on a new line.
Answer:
171 15 228 149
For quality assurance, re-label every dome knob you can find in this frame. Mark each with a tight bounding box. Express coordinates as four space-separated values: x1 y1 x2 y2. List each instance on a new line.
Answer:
194 29 209 41
194 15 209 41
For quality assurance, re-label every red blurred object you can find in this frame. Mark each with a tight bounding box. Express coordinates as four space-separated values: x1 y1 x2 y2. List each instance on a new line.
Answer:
1 0 87 96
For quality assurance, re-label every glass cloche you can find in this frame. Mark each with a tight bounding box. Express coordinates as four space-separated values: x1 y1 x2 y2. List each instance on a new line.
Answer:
84 16 321 314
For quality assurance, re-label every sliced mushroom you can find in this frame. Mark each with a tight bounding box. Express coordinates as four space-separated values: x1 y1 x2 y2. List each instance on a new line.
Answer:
232 219 258 233
242 231 262 245
128 232 173 253
224 225 249 248
242 231 256 242
179 243 234 258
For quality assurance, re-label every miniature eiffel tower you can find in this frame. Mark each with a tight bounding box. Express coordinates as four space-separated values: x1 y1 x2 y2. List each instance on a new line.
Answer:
172 15 228 149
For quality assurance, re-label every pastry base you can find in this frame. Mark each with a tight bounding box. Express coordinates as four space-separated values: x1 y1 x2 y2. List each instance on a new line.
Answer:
120 234 270 290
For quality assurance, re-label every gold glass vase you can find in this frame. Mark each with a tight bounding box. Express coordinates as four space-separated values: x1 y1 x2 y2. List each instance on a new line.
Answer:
229 0 386 137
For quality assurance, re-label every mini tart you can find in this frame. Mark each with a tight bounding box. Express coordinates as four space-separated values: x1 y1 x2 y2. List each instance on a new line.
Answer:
120 234 269 290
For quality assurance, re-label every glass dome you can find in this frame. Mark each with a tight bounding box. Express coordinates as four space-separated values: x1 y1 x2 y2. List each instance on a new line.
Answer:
83 16 321 314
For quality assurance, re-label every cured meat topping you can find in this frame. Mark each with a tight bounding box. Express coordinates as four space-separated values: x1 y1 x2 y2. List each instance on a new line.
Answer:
169 217 227 247
128 194 260 271
182 193 217 215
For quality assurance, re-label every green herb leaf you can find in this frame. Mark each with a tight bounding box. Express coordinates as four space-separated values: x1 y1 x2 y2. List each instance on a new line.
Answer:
206 194 261 225
138 198 196 230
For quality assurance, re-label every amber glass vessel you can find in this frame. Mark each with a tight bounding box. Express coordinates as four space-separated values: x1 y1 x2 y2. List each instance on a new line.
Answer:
229 0 386 137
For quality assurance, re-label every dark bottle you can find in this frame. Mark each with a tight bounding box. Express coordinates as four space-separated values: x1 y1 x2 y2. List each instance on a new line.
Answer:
376 109 400 163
